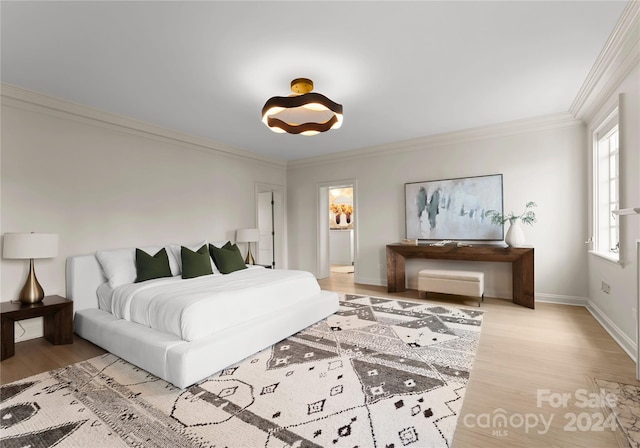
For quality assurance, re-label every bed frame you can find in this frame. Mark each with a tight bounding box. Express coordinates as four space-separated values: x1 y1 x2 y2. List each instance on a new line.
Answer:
66 254 339 389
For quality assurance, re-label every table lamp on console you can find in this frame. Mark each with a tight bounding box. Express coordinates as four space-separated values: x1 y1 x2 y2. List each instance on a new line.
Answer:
236 228 259 265
3 232 59 304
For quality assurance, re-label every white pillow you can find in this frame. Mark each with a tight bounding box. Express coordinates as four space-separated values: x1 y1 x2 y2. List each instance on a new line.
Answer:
96 246 179 288
210 240 229 249
169 240 220 274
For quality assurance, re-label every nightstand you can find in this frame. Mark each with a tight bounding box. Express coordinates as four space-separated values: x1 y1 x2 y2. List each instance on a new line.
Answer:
1 295 73 361
256 264 273 269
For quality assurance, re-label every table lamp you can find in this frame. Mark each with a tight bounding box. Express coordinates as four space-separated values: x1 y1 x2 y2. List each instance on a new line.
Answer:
3 232 59 304
236 228 259 265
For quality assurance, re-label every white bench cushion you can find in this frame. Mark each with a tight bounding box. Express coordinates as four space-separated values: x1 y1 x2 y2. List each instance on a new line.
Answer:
418 269 483 282
418 269 484 298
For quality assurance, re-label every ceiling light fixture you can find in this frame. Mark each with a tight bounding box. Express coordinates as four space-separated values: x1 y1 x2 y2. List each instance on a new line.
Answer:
262 78 343 136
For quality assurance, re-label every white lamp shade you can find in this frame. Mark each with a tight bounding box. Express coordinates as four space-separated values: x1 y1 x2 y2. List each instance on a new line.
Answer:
3 233 59 259
236 228 260 243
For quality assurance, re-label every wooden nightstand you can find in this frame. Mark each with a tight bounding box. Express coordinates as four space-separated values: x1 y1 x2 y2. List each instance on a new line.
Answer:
1 295 73 361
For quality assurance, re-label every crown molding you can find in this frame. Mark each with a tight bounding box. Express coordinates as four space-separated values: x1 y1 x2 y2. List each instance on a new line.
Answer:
287 112 582 170
569 1 640 122
0 83 287 169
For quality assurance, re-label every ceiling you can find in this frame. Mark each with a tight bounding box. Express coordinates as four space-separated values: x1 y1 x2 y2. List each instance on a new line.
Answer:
1 1 629 161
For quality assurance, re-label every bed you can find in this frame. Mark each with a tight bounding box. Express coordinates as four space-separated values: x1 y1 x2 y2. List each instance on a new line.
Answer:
66 244 339 389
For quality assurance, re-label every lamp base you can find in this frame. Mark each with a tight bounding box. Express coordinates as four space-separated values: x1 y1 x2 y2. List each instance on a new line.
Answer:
18 259 45 304
245 246 255 265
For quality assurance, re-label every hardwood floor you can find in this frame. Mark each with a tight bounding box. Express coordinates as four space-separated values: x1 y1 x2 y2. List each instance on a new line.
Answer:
1 271 637 447
0 334 106 385
322 272 638 447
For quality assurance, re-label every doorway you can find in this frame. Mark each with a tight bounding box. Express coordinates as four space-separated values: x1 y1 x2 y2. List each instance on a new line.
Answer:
256 183 286 269
317 179 358 282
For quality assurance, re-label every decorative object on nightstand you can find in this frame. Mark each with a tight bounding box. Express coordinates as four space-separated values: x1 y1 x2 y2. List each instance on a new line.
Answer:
236 228 259 265
3 232 59 304
485 201 537 248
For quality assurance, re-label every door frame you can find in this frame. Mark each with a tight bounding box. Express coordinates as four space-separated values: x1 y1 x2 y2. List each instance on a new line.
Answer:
316 178 358 281
255 183 287 269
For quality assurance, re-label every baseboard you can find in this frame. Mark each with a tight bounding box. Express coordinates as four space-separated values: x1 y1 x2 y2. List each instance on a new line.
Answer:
536 293 588 306
14 317 44 343
587 300 637 363
355 276 385 287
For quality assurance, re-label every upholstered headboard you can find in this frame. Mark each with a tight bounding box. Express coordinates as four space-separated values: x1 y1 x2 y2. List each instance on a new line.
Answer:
66 255 106 313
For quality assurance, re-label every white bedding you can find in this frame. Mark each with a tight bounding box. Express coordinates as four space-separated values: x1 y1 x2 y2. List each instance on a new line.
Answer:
104 268 321 341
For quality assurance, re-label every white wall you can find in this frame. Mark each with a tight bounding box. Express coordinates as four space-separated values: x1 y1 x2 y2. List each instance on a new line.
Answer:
586 62 640 357
287 115 589 302
1 88 287 339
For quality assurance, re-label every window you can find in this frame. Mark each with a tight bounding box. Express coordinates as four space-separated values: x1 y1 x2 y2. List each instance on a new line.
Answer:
592 108 620 262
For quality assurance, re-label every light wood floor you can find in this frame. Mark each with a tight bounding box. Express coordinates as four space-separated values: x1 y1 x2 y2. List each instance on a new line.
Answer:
1 272 637 447
322 272 638 448
0 334 106 385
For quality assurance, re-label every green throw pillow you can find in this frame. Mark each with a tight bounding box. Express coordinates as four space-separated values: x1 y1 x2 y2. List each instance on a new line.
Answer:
181 244 214 279
222 241 242 255
135 248 172 283
210 244 247 274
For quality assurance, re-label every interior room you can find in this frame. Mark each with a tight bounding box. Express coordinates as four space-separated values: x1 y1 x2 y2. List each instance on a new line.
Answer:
1 1 639 447
329 186 355 275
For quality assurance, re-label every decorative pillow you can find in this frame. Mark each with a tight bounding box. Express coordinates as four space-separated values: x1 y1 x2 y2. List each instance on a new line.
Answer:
181 244 214 279
223 240 242 255
208 240 237 273
96 246 179 288
96 248 136 287
209 244 248 274
170 240 219 274
135 248 172 283
210 241 230 249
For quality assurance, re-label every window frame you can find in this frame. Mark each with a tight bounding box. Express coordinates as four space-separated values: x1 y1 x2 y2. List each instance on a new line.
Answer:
589 106 621 264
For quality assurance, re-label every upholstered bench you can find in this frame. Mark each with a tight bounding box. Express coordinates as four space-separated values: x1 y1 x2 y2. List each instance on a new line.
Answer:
418 269 484 306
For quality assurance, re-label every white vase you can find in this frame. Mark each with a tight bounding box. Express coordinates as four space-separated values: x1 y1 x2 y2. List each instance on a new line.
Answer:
505 219 526 247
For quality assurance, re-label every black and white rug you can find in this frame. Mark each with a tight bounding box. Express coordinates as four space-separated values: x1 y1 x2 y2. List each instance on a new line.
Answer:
0 293 484 447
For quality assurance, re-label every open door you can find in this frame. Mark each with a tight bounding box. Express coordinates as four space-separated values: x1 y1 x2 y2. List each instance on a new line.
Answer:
317 179 358 281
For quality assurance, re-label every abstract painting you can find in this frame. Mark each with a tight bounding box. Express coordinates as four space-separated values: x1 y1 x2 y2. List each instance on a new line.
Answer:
405 174 504 241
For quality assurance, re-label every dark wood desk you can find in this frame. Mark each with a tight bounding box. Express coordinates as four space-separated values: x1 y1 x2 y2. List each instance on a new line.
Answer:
386 244 535 308
1 295 73 360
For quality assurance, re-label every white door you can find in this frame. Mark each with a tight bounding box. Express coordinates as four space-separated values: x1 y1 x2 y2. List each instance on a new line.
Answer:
257 191 273 267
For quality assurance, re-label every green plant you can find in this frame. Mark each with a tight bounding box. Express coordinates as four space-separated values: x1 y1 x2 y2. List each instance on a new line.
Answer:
485 201 537 225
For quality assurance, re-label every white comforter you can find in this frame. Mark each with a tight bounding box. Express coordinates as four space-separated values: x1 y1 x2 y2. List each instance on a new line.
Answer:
107 268 321 341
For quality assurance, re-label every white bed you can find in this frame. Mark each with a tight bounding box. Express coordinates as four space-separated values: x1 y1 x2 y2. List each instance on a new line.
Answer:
66 253 339 389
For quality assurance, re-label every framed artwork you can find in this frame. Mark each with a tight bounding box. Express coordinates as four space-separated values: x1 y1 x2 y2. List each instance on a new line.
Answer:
405 174 504 241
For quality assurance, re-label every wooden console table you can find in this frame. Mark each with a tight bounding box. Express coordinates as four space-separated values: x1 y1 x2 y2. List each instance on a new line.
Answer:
386 244 535 308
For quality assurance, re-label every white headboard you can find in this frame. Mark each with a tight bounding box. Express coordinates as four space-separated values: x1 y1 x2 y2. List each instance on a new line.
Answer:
66 255 106 312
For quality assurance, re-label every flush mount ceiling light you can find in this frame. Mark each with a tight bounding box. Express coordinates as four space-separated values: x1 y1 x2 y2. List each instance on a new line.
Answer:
262 78 343 136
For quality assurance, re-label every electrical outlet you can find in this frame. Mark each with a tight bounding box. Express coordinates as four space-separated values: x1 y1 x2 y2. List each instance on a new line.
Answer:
601 281 610 294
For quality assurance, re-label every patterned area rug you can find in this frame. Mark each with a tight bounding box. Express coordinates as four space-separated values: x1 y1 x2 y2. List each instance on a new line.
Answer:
594 379 640 448
0 293 484 448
